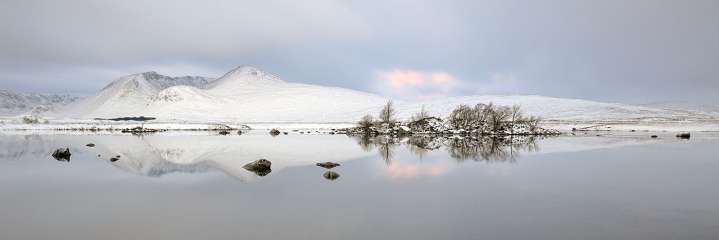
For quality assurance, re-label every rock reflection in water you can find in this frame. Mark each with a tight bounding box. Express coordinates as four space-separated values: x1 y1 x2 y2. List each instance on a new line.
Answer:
350 134 541 163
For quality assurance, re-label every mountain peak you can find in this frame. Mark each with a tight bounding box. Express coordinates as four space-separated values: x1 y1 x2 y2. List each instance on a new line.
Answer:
223 65 280 79
210 65 284 89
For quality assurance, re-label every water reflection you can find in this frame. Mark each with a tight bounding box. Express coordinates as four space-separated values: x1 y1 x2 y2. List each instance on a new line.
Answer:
350 135 542 163
323 171 340 181
1 133 717 240
0 132 682 182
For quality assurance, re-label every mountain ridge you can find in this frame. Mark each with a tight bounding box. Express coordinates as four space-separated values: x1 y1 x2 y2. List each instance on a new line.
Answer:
4 65 718 123
0 89 79 116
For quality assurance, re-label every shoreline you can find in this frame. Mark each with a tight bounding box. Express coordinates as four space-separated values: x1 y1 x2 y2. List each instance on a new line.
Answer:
2 119 719 133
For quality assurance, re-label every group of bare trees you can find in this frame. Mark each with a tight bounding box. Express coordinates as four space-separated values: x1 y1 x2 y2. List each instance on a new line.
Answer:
358 100 397 130
448 103 540 133
356 100 541 134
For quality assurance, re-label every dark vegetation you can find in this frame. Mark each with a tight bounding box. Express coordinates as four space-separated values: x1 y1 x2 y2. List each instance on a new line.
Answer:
344 100 557 136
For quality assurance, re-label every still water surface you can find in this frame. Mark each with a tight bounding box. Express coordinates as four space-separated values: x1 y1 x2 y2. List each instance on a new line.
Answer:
0 132 717 240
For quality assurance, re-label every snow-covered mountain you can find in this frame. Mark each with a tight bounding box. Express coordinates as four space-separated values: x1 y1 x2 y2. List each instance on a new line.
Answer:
55 65 718 123
62 66 388 121
0 90 79 116
62 71 214 118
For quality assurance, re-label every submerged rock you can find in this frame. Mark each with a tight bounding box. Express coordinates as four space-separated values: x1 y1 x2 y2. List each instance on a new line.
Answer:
243 159 272 176
323 171 340 181
651 135 658 138
316 162 341 169
676 132 691 139
51 148 71 162
85 143 96 147
110 157 120 162
237 130 243 135
218 130 230 135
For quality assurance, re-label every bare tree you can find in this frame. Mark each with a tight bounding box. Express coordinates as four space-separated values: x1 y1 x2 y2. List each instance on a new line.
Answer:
473 103 489 124
448 104 474 129
378 100 397 125
525 116 542 133
509 105 523 134
357 114 375 131
411 105 430 122
488 105 511 132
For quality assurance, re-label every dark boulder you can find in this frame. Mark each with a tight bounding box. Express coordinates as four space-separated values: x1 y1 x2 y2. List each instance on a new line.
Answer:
86 143 96 147
110 157 120 162
218 130 230 135
269 129 281 136
51 148 71 162
676 132 691 139
316 162 341 169
323 171 340 181
243 159 272 176
650 135 658 138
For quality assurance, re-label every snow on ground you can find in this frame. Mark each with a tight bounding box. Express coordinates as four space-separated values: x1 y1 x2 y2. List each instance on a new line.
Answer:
1 65 717 132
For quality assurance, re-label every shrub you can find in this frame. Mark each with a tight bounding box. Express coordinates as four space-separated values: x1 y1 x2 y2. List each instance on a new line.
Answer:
357 114 375 130
410 105 430 122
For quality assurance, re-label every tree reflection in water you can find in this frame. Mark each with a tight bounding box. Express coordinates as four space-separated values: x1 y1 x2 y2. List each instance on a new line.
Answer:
350 134 542 164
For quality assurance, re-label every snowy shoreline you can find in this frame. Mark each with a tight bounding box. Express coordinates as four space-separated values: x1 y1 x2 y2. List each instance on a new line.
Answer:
1 118 719 133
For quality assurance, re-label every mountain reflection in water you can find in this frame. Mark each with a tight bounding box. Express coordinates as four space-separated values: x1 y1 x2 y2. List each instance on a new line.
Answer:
0 132 691 182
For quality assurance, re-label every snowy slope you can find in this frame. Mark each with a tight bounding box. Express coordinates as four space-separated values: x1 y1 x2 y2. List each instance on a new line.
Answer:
398 95 719 122
55 65 719 123
61 72 213 118
0 89 79 116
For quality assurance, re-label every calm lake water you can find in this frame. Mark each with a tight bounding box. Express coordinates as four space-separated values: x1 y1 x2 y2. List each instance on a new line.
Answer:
0 132 718 240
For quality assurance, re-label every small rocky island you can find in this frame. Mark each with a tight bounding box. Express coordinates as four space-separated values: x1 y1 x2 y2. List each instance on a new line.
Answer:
339 101 559 136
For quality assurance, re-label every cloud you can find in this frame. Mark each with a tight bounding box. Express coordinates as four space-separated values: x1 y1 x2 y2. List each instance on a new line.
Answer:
0 0 369 65
381 70 426 88
1 0 718 103
376 69 458 99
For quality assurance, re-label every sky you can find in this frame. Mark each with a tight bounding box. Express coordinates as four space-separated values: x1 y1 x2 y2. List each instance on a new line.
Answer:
0 0 718 104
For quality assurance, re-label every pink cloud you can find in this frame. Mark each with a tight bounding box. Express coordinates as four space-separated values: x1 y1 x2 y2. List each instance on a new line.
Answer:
379 69 455 89
430 72 453 83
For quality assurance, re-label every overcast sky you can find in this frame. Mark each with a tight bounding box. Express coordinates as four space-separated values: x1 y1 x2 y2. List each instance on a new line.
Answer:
1 0 717 104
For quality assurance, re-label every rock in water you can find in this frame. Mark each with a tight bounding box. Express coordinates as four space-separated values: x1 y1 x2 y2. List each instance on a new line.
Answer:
86 143 96 147
323 171 340 181
110 157 120 162
676 132 691 139
316 162 341 169
243 159 272 176
650 135 658 138
269 129 281 136
51 148 71 162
